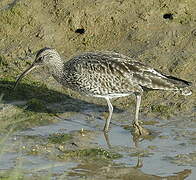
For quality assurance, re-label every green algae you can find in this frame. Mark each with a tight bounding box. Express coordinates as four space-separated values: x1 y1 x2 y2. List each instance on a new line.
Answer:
48 133 72 144
58 148 122 160
25 137 122 161
0 78 67 103
0 0 195 179
25 98 47 112
150 104 174 118
165 152 196 166
2 108 55 132
0 171 24 180
0 55 8 67
129 151 154 158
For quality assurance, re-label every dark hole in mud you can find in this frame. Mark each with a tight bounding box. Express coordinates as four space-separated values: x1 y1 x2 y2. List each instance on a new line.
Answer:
75 28 85 34
163 13 173 20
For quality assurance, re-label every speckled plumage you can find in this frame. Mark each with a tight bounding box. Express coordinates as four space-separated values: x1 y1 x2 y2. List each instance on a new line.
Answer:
14 48 192 135
61 51 191 97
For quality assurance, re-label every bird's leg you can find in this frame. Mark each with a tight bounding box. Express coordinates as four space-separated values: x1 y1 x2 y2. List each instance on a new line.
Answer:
132 93 149 136
103 97 113 132
103 132 112 148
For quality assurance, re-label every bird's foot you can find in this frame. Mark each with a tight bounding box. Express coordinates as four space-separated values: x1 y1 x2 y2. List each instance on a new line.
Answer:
132 122 150 136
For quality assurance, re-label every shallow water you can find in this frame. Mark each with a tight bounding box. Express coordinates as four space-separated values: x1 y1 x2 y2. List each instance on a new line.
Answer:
0 101 195 179
0 0 196 178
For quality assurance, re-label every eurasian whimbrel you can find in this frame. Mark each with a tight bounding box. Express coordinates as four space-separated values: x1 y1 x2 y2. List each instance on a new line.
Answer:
14 48 192 135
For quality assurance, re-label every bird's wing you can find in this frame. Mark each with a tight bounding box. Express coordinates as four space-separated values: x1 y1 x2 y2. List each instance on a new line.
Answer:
129 62 179 90
67 52 178 91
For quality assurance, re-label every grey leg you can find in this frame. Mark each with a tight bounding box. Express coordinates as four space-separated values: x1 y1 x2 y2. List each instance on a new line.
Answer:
133 93 149 136
103 132 112 148
134 94 141 124
104 97 113 132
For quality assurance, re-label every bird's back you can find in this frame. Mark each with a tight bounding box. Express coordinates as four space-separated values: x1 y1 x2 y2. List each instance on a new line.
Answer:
61 52 192 96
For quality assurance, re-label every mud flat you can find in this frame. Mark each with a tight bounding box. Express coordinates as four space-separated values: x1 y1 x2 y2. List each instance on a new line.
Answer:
0 0 196 179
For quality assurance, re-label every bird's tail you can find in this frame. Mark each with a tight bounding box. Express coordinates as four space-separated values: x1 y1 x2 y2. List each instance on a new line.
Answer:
164 75 192 96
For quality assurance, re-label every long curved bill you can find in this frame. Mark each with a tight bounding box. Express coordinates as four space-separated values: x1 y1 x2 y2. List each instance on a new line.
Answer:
13 63 37 90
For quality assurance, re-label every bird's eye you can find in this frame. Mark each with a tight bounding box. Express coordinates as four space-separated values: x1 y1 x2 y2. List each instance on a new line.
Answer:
36 57 43 62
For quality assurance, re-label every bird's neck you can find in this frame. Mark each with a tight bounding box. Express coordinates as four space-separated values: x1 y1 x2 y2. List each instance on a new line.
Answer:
48 59 64 82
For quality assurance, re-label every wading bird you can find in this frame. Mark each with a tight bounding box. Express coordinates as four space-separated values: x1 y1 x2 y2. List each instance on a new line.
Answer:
14 48 192 135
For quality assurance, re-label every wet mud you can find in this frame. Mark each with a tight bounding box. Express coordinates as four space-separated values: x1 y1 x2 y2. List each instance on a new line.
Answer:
0 0 196 179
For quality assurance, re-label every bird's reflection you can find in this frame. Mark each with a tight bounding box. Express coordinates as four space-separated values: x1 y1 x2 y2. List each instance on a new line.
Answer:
102 131 192 179
103 127 146 149
103 130 144 169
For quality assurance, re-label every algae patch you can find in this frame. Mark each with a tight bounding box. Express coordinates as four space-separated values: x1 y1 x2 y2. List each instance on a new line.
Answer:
25 98 47 112
58 148 122 160
48 133 72 144
165 152 196 166
151 104 174 118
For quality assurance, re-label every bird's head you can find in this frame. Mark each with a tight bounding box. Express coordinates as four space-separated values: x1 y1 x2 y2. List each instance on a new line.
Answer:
14 47 61 90
34 47 61 66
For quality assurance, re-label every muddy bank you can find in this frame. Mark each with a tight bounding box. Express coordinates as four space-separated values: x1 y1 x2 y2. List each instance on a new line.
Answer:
0 0 196 179
0 0 195 115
